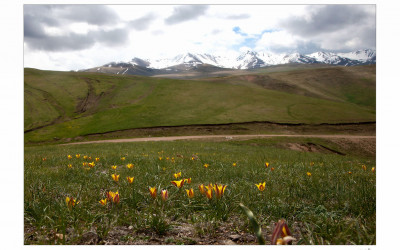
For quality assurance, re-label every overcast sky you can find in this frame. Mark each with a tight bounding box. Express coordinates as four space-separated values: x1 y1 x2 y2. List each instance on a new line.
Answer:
23 4 376 71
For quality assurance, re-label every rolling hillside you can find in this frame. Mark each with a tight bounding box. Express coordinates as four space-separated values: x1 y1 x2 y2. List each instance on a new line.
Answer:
24 65 375 143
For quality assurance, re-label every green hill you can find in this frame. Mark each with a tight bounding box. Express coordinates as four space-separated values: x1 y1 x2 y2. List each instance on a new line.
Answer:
24 65 375 143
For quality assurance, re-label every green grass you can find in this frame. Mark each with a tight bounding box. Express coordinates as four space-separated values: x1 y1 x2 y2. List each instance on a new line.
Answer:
24 67 375 143
24 138 375 244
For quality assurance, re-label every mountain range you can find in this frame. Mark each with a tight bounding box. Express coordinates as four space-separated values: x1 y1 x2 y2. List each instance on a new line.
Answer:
83 49 376 77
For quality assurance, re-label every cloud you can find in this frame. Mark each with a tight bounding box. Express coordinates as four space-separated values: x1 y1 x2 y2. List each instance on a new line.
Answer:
128 13 156 31
226 13 250 20
165 5 209 25
278 5 376 52
281 5 373 36
24 5 127 52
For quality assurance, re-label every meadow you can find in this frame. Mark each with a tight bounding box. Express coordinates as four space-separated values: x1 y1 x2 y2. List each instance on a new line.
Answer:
24 137 375 245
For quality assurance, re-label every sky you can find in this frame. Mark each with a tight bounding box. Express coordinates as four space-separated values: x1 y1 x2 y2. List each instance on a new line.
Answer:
23 4 376 71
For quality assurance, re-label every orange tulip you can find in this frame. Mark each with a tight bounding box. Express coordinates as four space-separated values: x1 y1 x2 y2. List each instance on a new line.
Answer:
149 187 157 198
171 179 185 188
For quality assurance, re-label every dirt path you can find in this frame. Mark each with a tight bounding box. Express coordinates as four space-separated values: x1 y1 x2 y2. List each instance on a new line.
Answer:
61 134 375 145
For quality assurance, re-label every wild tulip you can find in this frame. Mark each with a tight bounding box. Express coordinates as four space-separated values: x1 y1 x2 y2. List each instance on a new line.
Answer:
265 162 269 168
214 184 227 198
205 188 213 200
106 191 119 203
95 157 100 162
204 163 210 168
149 187 157 198
88 162 95 168
348 171 352 175
68 164 72 168
372 167 375 173
173 172 182 179
121 157 126 161
310 162 314 166
255 182 266 191
113 193 120 204
88 156 92 160
232 162 237 167
199 184 206 194
111 165 117 170
127 176 134 184
271 219 295 245
65 196 79 209
271 167 275 171
68 155 72 160
126 163 134 169
42 157 46 161
112 174 120 182
83 155 88 160
161 189 168 201
76 154 80 159
82 162 88 167
99 198 107 206
307 172 312 177
186 188 194 198
158 157 163 161
171 179 185 188
362 165 367 171
184 178 192 184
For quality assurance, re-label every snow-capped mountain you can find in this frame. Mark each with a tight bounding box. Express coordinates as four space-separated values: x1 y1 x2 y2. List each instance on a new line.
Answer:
84 49 375 76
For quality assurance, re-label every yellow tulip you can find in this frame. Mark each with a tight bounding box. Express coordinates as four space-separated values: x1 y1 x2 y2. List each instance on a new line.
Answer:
255 182 266 191
214 184 227 198
205 188 213 200
112 174 120 182
127 176 134 184
99 199 107 206
171 179 185 188
173 172 182 179
111 165 117 170
126 163 134 169
76 154 80 159
307 172 312 177
65 196 79 208
149 187 157 198
186 188 194 198
106 191 119 204
199 184 206 194
161 189 168 201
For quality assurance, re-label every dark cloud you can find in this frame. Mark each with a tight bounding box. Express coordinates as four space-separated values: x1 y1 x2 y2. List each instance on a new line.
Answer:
57 5 119 25
129 13 156 31
281 5 374 36
226 14 250 20
24 5 127 52
165 5 208 25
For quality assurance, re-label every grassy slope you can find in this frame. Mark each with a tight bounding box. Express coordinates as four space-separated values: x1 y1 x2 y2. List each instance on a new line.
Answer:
24 66 375 143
